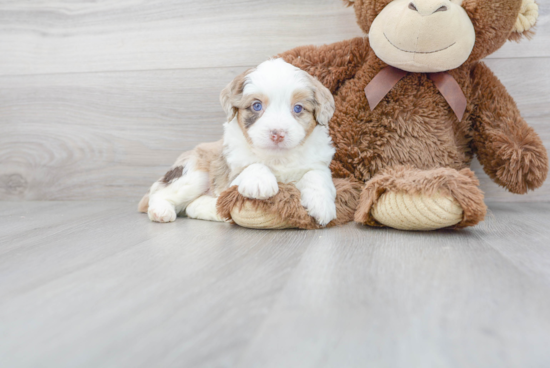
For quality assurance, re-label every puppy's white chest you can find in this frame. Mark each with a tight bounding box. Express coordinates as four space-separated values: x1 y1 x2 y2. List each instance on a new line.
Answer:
269 163 311 184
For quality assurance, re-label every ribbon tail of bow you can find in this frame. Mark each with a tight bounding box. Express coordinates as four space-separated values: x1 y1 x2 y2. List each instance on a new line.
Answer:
364 66 468 122
428 72 467 121
364 66 408 111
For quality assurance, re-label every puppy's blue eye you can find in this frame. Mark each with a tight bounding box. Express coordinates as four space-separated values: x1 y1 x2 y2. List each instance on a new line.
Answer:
252 102 262 111
294 105 303 114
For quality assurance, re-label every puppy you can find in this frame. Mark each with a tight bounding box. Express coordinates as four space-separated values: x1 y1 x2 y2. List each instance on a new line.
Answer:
139 58 337 226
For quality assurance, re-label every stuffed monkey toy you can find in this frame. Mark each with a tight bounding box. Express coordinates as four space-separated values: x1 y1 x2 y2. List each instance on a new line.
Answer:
218 0 548 231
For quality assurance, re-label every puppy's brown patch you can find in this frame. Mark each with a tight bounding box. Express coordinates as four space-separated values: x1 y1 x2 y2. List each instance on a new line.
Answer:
302 74 335 126
292 89 318 141
161 166 184 184
238 106 262 132
243 109 261 129
292 89 316 109
138 151 192 212
209 154 232 196
193 140 233 196
195 141 223 172
236 94 270 143
236 111 253 145
220 68 256 121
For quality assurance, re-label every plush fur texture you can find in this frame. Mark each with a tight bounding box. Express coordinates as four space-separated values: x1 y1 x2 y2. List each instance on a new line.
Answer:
217 178 362 230
248 0 547 230
471 62 548 194
354 166 486 228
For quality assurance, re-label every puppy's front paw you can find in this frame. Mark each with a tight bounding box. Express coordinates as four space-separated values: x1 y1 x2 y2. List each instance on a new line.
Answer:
148 201 177 223
231 164 279 200
301 192 337 226
237 175 279 199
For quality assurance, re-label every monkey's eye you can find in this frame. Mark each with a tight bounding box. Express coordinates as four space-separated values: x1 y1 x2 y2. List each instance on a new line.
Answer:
293 104 303 114
252 102 262 111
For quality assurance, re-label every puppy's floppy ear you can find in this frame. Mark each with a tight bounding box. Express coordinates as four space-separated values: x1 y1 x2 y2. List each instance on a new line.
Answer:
508 0 538 41
305 74 335 126
342 0 354 7
220 68 254 121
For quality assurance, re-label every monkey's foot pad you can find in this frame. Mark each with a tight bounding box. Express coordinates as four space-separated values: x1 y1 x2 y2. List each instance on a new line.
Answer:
230 201 295 230
372 191 463 231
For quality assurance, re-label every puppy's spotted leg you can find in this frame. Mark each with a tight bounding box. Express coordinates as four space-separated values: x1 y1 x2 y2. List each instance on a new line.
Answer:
148 159 209 223
230 163 279 200
186 195 225 222
296 168 337 226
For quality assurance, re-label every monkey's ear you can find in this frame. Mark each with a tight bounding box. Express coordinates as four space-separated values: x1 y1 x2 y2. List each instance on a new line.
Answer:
220 68 254 121
508 0 538 41
342 0 355 7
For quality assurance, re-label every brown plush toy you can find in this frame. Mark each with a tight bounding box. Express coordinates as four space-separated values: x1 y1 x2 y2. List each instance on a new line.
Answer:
218 0 548 231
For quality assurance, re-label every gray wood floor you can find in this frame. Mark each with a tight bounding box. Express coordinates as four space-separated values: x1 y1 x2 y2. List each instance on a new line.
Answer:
1 202 550 368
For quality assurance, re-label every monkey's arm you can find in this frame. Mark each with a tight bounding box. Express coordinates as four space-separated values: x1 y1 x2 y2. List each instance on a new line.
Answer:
470 62 548 194
277 37 370 93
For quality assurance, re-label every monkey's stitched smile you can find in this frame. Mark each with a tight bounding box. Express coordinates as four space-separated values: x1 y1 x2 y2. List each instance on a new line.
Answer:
384 33 456 54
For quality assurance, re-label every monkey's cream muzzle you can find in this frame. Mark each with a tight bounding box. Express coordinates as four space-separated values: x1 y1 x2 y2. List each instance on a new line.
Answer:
369 0 475 73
